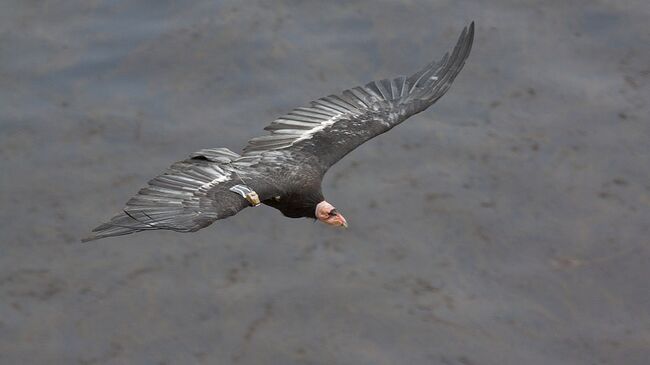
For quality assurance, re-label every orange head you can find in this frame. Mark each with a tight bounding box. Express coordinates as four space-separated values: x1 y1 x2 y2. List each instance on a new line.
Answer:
315 201 348 228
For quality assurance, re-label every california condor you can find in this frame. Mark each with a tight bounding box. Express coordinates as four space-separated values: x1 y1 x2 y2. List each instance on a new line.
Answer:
83 22 474 242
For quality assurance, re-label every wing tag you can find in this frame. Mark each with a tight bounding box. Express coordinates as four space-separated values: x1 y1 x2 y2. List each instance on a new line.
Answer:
229 184 261 206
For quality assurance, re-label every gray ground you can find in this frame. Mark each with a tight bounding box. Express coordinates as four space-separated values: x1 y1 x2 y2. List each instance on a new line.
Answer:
1 1 649 364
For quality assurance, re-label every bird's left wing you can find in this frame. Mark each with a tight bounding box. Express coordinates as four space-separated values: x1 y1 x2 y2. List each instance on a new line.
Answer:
243 22 474 172
83 148 275 242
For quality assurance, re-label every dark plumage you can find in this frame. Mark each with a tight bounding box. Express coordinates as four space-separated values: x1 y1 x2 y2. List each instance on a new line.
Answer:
83 22 474 242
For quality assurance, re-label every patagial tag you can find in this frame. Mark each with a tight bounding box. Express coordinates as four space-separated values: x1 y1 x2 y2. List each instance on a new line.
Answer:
229 184 261 206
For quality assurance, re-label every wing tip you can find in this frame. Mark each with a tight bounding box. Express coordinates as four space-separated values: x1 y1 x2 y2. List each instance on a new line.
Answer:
80 225 108 243
80 233 110 243
80 235 97 243
466 21 475 52
80 227 132 243
458 21 475 57
80 214 148 242
80 229 116 243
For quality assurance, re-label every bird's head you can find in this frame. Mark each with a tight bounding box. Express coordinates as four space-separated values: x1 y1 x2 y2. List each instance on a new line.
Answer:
315 201 348 228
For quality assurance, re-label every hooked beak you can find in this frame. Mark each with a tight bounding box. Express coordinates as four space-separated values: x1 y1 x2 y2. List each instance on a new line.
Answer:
338 214 348 229
316 201 348 229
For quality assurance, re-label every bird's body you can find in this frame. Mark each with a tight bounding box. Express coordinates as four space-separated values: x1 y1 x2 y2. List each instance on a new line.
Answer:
83 22 474 242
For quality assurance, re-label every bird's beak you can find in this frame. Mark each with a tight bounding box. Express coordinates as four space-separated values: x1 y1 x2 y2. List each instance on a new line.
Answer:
338 214 348 229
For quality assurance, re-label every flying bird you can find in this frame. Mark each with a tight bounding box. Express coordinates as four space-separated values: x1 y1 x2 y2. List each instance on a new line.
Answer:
83 22 474 242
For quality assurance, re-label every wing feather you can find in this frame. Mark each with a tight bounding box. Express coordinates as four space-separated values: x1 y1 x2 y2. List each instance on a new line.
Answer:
83 148 254 242
241 22 475 169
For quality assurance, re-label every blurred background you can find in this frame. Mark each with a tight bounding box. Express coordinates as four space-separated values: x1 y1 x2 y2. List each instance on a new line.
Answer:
1 1 649 364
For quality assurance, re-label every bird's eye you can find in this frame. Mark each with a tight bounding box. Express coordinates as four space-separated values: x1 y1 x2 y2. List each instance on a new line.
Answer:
329 209 338 216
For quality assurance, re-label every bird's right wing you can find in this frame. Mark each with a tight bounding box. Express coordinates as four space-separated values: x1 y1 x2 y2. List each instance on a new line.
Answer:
243 22 474 172
82 148 275 242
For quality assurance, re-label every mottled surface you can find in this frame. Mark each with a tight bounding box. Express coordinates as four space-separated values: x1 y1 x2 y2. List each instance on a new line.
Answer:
1 1 649 364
